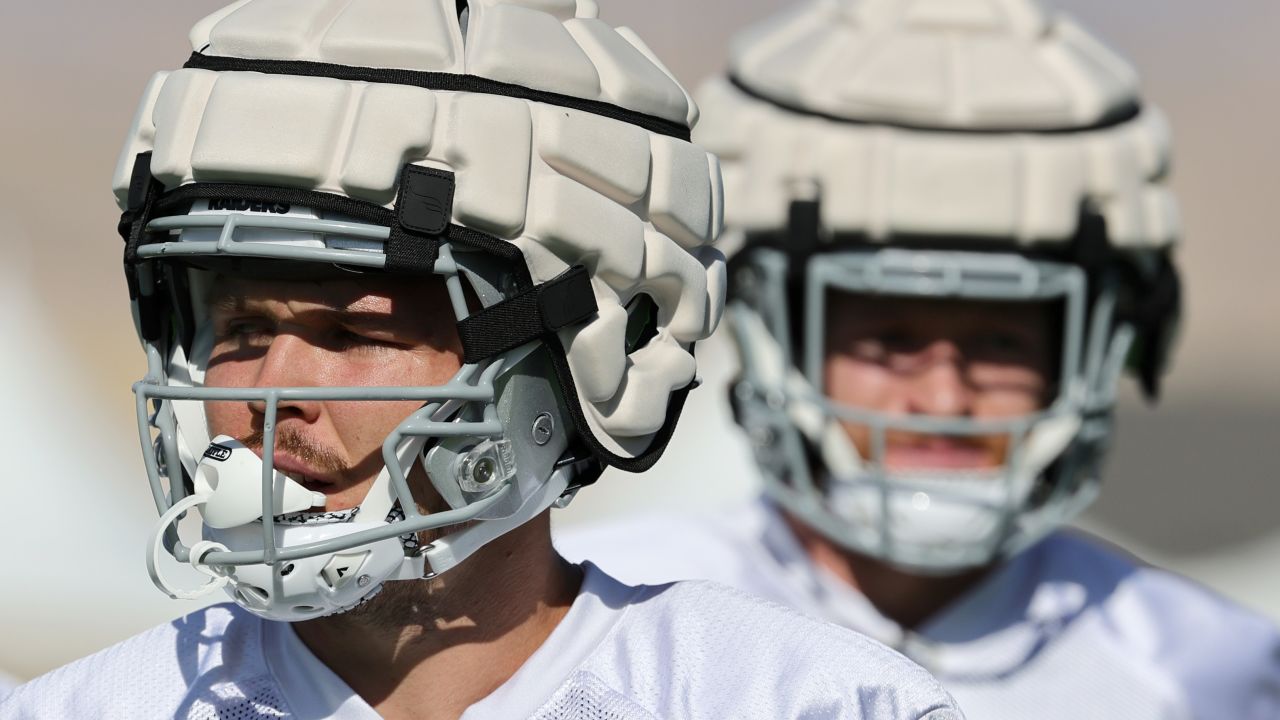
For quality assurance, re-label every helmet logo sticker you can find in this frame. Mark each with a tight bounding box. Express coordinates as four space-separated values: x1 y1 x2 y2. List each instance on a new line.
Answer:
398 165 456 237
207 199 292 214
203 444 233 462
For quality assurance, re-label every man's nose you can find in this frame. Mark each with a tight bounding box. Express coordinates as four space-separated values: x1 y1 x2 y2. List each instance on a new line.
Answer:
904 340 973 417
246 333 322 423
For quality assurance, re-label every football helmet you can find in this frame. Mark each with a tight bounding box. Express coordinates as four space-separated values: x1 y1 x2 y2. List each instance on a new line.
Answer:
700 0 1181 572
115 0 725 620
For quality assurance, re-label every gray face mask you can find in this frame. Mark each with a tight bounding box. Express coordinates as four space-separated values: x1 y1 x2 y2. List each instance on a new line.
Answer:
137 205 579 621
730 246 1133 573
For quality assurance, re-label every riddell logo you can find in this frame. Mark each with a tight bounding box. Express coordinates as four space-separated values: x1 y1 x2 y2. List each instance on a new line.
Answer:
203 444 233 462
209 199 291 214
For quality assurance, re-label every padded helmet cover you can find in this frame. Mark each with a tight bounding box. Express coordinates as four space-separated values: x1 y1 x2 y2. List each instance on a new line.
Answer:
700 0 1179 251
697 0 1184 570
113 0 727 466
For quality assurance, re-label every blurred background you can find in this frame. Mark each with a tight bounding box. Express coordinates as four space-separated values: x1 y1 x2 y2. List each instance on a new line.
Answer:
1 0 1276 681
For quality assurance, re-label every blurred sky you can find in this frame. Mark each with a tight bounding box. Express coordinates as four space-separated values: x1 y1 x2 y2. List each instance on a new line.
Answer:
0 0 1277 680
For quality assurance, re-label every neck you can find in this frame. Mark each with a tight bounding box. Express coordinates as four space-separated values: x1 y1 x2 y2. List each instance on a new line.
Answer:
293 512 581 720
784 513 993 630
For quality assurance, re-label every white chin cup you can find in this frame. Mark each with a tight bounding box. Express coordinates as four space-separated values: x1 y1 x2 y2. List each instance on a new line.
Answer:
205 521 407 622
149 436 415 621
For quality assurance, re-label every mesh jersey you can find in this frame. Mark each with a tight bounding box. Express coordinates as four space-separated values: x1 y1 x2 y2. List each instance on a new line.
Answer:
0 563 961 720
557 500 1280 720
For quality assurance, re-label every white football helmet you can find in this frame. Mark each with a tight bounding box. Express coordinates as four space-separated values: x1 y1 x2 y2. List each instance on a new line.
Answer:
115 0 725 620
700 0 1181 572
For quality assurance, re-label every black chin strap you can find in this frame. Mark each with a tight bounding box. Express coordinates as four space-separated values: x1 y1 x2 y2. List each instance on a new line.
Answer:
457 265 598 364
119 152 166 341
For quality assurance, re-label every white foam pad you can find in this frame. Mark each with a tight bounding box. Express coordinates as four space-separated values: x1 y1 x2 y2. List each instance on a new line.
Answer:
466 4 601 98
340 84 437 204
441 94 533 238
697 75 1178 249
565 19 689 129
321 0 465 71
114 0 725 461
193 73 350 186
188 0 690 126
526 175 647 287
474 0 577 21
535 104 651 206
587 331 698 439
639 230 710 343
613 27 699 129
732 0 1136 131
150 70 219 189
649 135 717 251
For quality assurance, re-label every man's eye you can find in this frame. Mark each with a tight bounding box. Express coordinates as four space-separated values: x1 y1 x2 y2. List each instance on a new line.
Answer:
332 329 395 351
878 330 919 352
834 329 919 362
846 338 887 361
335 330 369 347
971 331 1031 356
223 320 271 338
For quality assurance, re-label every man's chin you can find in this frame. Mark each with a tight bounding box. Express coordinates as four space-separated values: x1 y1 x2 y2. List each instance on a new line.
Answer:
331 574 448 631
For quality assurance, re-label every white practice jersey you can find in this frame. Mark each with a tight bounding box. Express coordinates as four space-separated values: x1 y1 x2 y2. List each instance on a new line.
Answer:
1 563 960 720
0 674 16 703
557 500 1280 720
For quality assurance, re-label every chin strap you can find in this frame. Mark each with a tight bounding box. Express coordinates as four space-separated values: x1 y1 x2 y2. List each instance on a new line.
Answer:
146 493 231 600
413 466 572 580
455 264 598 364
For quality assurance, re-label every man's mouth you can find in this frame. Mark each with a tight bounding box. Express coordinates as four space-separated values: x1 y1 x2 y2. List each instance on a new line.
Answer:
269 454 343 505
883 436 1002 470
292 475 334 495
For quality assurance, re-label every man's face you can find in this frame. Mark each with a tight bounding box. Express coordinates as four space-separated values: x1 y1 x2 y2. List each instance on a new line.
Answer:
823 292 1057 471
203 273 463 511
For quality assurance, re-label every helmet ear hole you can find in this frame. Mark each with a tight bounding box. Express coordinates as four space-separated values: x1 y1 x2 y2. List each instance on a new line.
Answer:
624 294 659 353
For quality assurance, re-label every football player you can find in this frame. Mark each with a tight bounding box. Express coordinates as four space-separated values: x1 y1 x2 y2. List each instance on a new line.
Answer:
0 2 964 719
560 0 1280 717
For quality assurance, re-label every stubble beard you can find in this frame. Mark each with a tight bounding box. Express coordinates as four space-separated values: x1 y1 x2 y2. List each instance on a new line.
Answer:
238 427 481 633
336 520 482 634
